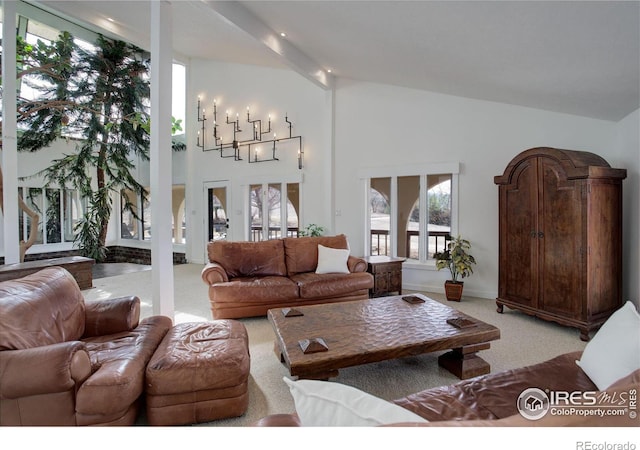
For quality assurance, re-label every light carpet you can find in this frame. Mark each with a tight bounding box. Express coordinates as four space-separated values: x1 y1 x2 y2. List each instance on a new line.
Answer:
83 263 587 427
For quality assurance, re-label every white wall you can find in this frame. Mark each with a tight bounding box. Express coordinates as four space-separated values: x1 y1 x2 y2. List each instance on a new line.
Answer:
5 62 636 308
613 108 640 307
186 60 329 263
332 78 624 299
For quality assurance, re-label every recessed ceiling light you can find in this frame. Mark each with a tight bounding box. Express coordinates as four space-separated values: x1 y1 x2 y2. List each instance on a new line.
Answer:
326 69 332 73
280 32 287 37
107 17 115 22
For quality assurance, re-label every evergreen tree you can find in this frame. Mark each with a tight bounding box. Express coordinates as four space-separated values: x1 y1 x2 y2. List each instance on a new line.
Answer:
13 33 151 261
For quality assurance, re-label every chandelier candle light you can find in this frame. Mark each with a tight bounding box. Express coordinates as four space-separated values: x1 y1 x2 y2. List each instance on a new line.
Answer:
196 97 304 169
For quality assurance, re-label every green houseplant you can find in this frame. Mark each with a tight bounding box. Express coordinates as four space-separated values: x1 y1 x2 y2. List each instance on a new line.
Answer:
434 235 476 301
298 224 326 237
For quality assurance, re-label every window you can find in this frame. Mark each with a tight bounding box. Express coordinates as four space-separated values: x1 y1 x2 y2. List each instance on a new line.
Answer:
363 163 458 263
249 182 300 241
370 178 391 255
120 189 140 240
172 185 186 244
142 194 152 241
15 14 98 138
6 9 188 249
120 188 151 241
121 186 186 244
18 187 82 245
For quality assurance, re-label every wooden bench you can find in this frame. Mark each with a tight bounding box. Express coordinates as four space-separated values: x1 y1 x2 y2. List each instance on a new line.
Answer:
0 256 95 289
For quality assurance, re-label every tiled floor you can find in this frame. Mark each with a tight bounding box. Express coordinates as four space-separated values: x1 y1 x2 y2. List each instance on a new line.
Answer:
92 262 151 279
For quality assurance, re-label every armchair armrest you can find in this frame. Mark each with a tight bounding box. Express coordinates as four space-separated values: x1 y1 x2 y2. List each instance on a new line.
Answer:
83 296 140 338
0 341 92 398
347 255 367 273
201 262 229 285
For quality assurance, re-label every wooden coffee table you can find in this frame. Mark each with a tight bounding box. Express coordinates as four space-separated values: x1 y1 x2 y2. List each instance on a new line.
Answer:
268 294 500 380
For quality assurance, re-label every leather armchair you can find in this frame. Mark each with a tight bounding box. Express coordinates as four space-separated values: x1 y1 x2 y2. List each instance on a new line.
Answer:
0 267 172 426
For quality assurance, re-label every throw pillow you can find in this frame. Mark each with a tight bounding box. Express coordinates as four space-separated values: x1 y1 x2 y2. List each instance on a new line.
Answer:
315 244 350 274
576 301 640 390
283 377 428 426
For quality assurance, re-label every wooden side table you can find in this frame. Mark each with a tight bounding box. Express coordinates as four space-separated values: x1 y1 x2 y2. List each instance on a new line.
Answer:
364 256 406 297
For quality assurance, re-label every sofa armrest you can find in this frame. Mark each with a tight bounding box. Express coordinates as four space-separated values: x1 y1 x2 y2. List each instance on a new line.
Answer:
347 255 367 273
201 262 229 284
83 296 140 338
0 341 92 398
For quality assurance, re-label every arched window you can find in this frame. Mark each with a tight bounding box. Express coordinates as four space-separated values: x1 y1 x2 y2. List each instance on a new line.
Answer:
364 163 458 263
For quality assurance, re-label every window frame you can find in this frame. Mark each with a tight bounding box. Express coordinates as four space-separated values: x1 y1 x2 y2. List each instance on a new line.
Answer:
359 162 459 264
18 186 84 248
241 173 303 241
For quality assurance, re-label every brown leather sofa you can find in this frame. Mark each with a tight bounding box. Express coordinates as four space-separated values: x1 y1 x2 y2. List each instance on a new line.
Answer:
255 351 640 427
0 267 172 426
201 234 374 319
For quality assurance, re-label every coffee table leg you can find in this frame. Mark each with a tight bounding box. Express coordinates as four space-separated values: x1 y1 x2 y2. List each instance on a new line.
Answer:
438 343 491 379
273 341 339 380
273 341 286 362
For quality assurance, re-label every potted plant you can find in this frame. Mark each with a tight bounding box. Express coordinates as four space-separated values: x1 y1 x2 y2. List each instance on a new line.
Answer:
434 235 476 301
298 224 326 237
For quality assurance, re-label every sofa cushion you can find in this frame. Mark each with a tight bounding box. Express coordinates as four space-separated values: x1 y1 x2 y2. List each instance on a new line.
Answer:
283 377 427 426
283 235 349 275
210 276 299 304
0 267 85 350
394 351 595 422
576 301 640 390
291 272 373 299
315 245 350 274
208 240 287 278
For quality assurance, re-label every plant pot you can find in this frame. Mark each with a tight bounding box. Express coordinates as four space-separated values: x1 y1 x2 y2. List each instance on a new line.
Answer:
444 280 464 302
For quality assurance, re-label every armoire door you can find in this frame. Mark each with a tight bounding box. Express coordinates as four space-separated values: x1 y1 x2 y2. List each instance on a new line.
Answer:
498 156 538 308
536 157 583 318
496 147 625 340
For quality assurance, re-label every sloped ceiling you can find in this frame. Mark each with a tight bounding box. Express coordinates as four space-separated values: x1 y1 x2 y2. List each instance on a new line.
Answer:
34 0 640 121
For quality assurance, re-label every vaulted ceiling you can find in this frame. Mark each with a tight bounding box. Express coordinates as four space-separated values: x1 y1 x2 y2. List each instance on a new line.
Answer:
34 1 640 122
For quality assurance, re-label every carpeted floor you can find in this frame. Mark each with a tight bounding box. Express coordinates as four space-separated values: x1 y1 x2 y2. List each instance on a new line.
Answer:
82 263 587 427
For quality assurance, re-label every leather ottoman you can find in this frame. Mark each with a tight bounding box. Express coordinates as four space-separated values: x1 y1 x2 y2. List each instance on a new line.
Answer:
145 321 250 426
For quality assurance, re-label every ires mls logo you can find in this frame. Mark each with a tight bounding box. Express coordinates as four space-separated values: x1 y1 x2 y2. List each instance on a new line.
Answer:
517 387 637 421
517 388 550 420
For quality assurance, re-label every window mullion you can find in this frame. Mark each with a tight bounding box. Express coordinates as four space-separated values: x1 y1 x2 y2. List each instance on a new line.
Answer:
140 192 145 241
58 188 64 243
390 176 398 257
419 176 428 262
280 182 287 238
262 183 269 240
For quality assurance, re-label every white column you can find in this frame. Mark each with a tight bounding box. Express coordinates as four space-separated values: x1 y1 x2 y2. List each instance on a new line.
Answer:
150 1 175 319
324 87 335 233
2 0 21 264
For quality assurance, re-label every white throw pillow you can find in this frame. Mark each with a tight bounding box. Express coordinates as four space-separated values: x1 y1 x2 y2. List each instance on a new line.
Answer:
576 301 640 390
283 377 428 426
315 244 350 274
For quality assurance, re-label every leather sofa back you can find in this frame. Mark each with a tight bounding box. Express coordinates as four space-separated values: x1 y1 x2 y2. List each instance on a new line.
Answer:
208 239 287 278
283 234 349 275
0 267 85 350
207 235 352 278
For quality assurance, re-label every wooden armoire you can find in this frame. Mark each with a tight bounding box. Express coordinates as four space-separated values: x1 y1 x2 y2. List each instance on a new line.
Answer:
494 147 626 341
